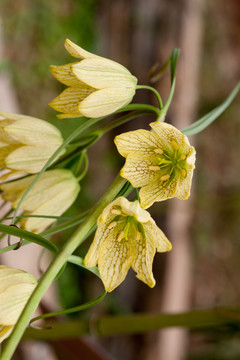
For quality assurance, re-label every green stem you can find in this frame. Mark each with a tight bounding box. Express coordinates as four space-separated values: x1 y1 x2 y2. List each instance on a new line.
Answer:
157 77 176 121
76 152 89 181
96 110 152 137
136 85 163 109
118 104 160 115
1 174 126 360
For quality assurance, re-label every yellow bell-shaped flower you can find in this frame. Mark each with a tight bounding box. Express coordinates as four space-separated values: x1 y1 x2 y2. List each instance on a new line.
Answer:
115 121 196 208
0 266 37 343
49 39 137 119
84 197 172 292
0 111 64 181
0 169 80 233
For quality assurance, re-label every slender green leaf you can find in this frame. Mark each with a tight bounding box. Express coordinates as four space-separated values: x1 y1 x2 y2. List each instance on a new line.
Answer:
0 224 58 253
68 255 100 278
159 48 180 119
181 82 240 136
30 290 106 324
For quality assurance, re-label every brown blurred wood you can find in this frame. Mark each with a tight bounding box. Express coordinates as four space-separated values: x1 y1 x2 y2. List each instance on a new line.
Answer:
158 0 204 359
142 0 205 359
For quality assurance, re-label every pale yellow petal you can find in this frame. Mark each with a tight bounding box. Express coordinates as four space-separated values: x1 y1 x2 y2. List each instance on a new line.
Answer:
175 167 194 200
150 121 184 149
118 197 151 223
49 86 94 114
143 220 172 252
5 145 63 173
71 58 137 89
57 113 83 119
0 266 36 293
4 118 63 146
0 145 20 167
84 202 120 267
21 178 80 233
0 170 27 182
0 119 16 144
115 129 160 158
0 283 36 325
65 38 100 59
0 325 13 343
186 146 196 167
140 177 178 209
0 175 34 203
120 156 159 187
131 231 156 288
98 224 135 292
49 63 82 87
79 87 135 118
0 266 36 325
18 169 79 211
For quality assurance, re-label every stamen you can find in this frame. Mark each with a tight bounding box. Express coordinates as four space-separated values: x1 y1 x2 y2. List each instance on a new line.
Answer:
111 209 121 215
107 221 117 229
154 148 163 154
117 231 124 242
149 165 160 171
160 174 170 181
181 169 186 178
136 231 141 241
171 139 179 150
180 154 186 160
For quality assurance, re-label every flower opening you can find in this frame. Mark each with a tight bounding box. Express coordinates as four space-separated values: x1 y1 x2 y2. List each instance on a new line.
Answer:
84 197 172 292
115 121 196 208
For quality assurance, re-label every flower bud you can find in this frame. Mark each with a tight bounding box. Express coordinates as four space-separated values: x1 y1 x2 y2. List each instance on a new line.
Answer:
0 111 64 180
0 169 80 233
0 266 37 343
49 39 137 119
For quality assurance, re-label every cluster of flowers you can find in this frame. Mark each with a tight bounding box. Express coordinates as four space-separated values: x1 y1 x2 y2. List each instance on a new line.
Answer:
0 39 195 341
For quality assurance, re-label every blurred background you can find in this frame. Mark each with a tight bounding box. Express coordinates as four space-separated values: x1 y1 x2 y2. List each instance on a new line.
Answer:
0 0 240 359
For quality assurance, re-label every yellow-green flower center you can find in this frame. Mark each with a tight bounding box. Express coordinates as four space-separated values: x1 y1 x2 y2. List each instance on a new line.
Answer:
150 138 189 183
107 207 144 244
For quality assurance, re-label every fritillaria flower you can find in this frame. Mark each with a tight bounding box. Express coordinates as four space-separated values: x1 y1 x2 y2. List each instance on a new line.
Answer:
115 121 196 209
84 197 172 292
0 111 64 181
0 266 37 343
49 39 137 119
0 169 80 233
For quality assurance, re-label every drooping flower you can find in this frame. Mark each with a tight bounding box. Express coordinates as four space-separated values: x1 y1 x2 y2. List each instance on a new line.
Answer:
0 169 80 233
0 111 64 181
84 197 172 292
0 265 37 343
49 39 137 119
115 121 196 209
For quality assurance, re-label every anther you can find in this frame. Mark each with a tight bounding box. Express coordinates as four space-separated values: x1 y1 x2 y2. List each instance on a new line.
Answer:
111 209 121 215
171 139 179 150
154 148 163 154
181 169 186 178
117 231 124 242
160 174 170 181
107 221 117 230
180 154 186 160
149 165 160 171
136 232 141 241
